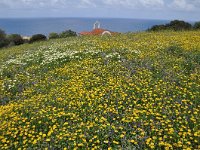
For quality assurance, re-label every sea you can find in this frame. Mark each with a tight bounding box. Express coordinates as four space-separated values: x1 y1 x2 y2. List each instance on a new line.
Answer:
0 18 170 36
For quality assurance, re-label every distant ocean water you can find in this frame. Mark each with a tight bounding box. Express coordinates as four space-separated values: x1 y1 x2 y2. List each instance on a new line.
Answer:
0 18 170 36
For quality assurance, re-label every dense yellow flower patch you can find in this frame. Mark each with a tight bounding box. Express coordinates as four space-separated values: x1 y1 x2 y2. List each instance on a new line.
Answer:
0 31 200 149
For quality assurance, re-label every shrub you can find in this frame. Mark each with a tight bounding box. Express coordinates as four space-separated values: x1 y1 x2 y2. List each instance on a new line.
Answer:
49 32 59 39
148 20 192 31
0 29 9 48
0 29 6 39
7 34 24 46
193 21 200 30
59 30 77 38
0 39 9 48
166 20 192 31
148 25 166 31
29 34 47 43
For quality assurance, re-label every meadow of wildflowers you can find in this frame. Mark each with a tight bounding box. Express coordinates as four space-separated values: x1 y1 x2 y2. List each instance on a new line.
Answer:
0 31 200 149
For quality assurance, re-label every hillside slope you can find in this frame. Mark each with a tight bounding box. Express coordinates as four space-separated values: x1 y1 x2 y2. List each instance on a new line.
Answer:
0 32 200 149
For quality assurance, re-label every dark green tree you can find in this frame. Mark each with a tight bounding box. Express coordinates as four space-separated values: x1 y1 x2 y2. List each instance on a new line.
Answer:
49 32 59 39
166 20 192 31
7 34 24 46
29 34 47 43
148 25 166 31
0 29 9 48
148 20 192 32
59 30 77 38
193 21 200 30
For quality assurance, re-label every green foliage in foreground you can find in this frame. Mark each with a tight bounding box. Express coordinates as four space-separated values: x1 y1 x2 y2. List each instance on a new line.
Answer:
0 31 200 149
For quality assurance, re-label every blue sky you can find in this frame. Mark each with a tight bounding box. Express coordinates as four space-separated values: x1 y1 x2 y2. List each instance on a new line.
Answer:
0 0 200 21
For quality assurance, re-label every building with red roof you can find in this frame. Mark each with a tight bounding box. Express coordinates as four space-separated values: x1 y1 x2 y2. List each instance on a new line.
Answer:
79 21 117 36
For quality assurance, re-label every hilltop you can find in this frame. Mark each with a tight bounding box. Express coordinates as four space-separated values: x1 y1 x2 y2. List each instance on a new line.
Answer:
0 31 200 149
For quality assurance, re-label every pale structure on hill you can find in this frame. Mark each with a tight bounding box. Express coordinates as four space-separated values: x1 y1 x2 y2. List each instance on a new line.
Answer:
22 36 31 40
80 21 117 36
93 21 101 29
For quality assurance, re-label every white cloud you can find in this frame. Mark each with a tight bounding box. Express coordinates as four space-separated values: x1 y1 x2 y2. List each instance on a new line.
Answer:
78 0 97 8
170 0 195 11
1 0 200 12
103 0 165 8
140 0 165 7
0 0 166 9
103 0 137 7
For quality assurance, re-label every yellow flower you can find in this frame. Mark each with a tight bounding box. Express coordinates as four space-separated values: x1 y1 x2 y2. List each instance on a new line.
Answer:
149 142 155 149
33 140 37 144
120 134 125 138
1 139 6 143
113 140 119 144
104 140 109 144
146 138 151 144
129 139 137 144
78 143 84 147
46 138 51 142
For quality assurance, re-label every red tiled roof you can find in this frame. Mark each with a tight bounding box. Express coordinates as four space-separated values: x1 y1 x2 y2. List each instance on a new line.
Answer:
80 28 115 35
91 28 107 35
79 31 92 35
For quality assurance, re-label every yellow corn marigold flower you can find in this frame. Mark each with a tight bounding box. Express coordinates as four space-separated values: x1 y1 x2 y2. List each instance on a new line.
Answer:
146 138 151 144
46 138 51 142
78 143 84 147
113 140 119 144
104 140 109 143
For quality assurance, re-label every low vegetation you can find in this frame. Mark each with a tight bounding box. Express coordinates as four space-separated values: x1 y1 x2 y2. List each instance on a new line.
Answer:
0 29 77 49
29 34 47 43
0 29 9 48
0 31 199 149
49 32 59 39
148 20 199 31
193 22 200 30
7 34 24 46
59 30 77 38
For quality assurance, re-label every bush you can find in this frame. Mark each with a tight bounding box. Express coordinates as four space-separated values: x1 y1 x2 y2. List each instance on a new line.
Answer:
29 34 47 43
49 32 59 39
7 34 24 46
166 20 192 31
0 29 9 48
193 22 200 30
0 39 9 48
0 29 6 39
59 30 77 38
148 20 192 31
148 25 166 31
